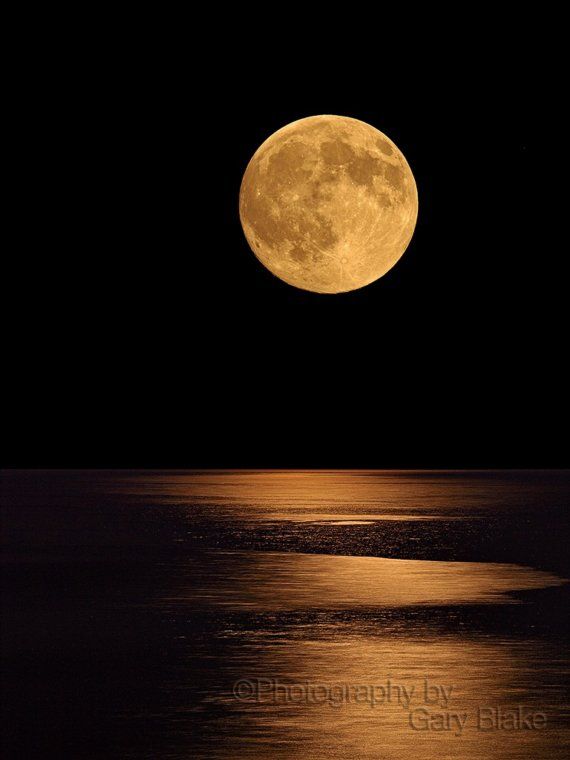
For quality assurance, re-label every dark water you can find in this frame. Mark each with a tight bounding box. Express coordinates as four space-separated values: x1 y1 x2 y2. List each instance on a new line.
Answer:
1 470 569 759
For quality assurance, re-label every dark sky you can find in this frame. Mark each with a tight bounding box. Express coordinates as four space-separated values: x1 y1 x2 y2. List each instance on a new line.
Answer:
4 18 568 467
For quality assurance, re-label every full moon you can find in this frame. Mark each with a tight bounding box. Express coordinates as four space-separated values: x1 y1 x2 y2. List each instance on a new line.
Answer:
239 115 418 294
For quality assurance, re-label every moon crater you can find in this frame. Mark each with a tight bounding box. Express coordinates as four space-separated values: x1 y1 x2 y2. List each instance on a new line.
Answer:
239 115 418 293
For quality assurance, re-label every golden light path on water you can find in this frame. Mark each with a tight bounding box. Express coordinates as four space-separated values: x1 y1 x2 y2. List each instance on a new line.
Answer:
108 470 570 759
155 547 568 760
214 633 569 760
166 550 565 610
161 549 568 759
112 469 561 513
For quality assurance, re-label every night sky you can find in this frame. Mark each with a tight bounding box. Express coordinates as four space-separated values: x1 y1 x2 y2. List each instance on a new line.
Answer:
4 20 567 468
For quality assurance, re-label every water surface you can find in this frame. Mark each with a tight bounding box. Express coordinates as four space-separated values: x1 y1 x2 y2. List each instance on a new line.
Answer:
1 470 569 759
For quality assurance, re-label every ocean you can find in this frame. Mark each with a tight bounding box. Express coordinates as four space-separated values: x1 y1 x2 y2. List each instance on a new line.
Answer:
1 470 569 759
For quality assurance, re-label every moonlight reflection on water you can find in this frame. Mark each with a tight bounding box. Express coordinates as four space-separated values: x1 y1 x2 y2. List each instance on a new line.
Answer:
2 470 569 759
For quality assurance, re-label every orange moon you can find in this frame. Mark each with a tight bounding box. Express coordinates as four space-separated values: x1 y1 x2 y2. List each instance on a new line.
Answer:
239 115 418 294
